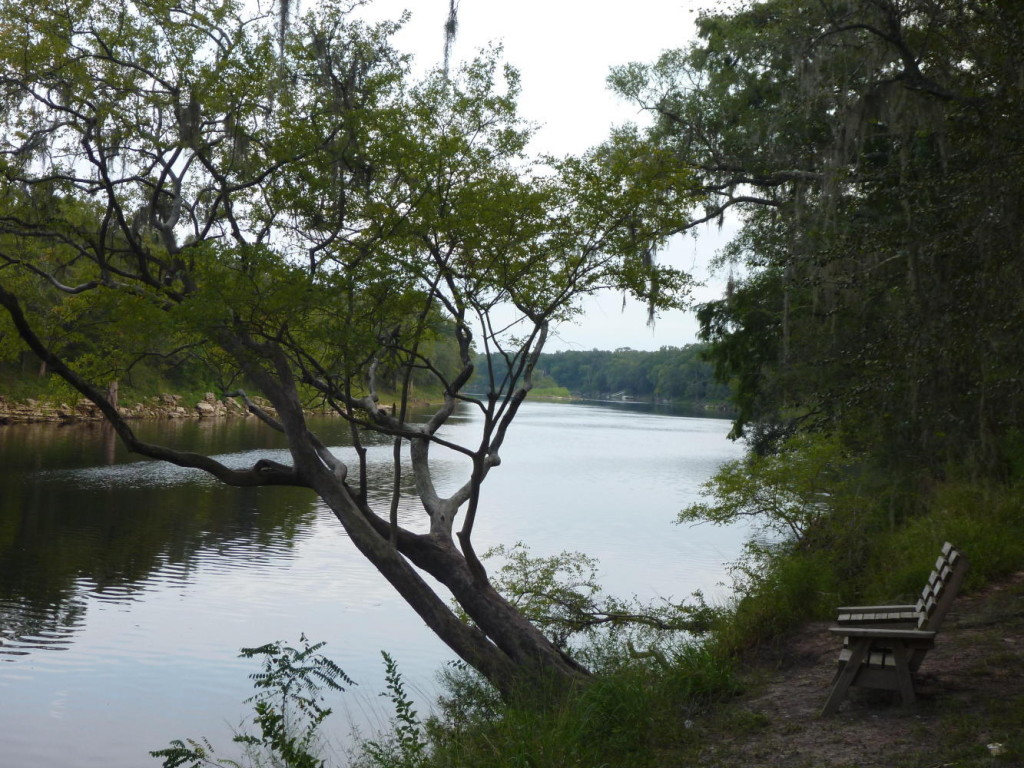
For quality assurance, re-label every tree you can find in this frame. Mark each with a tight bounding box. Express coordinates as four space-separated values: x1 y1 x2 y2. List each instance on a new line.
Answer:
612 0 1024 472
0 0 695 695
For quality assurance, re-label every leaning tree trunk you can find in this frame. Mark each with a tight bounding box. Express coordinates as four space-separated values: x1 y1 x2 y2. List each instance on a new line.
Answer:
307 446 589 699
235 340 590 700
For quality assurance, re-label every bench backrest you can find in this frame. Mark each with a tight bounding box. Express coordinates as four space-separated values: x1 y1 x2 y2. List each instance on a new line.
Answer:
914 542 969 632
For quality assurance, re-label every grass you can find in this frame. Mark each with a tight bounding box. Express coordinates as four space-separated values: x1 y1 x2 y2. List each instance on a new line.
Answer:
0 366 58 401
416 656 738 768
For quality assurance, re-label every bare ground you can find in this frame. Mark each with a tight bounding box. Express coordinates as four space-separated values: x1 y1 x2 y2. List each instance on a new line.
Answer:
678 573 1024 768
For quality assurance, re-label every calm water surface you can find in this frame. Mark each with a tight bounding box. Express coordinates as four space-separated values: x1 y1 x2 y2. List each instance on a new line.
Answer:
0 400 746 767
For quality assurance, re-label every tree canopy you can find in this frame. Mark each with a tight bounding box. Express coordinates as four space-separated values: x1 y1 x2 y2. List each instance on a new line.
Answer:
613 0 1024 472
0 0 698 693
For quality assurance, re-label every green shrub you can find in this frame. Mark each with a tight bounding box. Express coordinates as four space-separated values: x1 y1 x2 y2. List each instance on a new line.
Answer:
152 635 351 768
354 652 429 768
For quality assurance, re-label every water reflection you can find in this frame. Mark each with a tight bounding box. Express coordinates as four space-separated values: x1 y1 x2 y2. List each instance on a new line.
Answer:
0 419 326 657
0 595 86 658
0 413 458 658
0 481 318 655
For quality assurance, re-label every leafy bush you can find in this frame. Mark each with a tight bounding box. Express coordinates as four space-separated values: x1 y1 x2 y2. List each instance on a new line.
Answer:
479 542 716 671
678 432 858 541
152 635 352 768
679 432 892 652
415 544 742 768
354 652 429 768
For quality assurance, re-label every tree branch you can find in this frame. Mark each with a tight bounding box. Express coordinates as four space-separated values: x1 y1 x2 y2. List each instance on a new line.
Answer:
0 285 308 488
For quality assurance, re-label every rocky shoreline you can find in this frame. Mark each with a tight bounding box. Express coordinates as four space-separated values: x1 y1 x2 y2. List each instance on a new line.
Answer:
0 392 266 425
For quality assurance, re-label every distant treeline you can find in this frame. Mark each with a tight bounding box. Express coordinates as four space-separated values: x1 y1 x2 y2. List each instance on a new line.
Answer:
472 345 732 404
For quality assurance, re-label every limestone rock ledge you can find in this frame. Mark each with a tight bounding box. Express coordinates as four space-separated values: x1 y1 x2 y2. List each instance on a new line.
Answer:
0 392 279 425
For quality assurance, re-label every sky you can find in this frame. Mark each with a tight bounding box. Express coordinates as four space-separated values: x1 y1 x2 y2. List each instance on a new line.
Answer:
353 0 735 352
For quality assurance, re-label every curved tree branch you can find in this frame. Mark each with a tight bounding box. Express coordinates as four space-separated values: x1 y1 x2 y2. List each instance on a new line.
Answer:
0 284 308 488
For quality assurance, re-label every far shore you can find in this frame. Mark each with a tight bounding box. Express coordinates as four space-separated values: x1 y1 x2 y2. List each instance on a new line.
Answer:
0 390 731 427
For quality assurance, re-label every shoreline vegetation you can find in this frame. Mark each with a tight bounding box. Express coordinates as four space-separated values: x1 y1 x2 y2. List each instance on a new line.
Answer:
0 344 735 426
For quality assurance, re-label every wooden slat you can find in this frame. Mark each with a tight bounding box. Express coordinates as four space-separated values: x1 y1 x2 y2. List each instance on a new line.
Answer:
836 604 916 612
837 610 918 624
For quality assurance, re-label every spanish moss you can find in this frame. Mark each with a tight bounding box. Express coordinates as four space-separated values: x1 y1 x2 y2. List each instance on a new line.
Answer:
443 0 459 77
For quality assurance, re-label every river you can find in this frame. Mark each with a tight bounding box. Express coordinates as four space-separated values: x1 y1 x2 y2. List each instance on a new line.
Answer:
0 400 746 767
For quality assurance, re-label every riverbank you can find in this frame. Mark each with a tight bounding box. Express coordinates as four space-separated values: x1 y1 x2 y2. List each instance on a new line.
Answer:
0 391 409 425
0 392 266 425
343 555 1024 768
672 571 1024 767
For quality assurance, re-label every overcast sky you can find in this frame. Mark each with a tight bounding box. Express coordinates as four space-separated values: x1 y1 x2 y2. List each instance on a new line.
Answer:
355 0 733 351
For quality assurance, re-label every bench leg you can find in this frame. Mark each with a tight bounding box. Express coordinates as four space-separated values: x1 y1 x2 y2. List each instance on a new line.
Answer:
821 638 869 716
891 642 916 706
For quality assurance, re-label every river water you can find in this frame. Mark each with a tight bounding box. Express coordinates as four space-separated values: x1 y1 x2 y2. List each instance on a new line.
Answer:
0 400 746 767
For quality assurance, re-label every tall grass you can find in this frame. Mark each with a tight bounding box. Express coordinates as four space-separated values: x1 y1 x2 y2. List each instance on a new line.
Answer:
412 648 738 768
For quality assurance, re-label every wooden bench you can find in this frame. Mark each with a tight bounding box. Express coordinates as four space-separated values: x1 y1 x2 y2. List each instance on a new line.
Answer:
821 542 969 716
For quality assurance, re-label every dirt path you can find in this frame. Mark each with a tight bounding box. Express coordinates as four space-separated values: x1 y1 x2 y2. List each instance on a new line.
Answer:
688 573 1024 767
